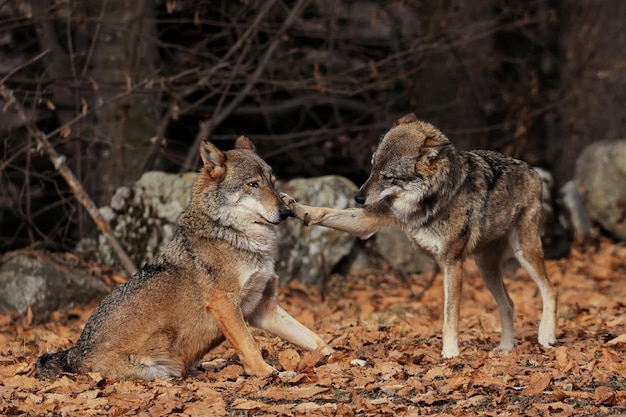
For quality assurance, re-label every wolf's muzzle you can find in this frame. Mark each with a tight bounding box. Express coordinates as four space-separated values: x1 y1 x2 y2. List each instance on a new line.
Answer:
279 206 292 220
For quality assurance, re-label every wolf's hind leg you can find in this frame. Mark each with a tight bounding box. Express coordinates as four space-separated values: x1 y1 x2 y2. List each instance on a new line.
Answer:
127 355 183 380
509 215 557 348
474 241 515 352
83 351 183 380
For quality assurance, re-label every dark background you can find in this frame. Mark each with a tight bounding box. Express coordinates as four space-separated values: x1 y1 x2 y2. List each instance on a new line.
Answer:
1 0 624 253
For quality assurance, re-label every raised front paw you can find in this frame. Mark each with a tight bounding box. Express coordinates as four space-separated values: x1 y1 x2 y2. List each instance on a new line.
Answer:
280 192 297 207
280 193 308 222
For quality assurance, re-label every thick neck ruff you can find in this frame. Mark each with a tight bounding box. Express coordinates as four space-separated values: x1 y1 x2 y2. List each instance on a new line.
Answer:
179 208 276 255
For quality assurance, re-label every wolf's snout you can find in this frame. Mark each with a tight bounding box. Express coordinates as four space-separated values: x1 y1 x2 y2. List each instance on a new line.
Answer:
279 206 292 220
354 193 366 205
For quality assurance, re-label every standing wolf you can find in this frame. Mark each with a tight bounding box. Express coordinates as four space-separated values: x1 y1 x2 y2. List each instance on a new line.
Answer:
284 113 557 358
37 136 332 380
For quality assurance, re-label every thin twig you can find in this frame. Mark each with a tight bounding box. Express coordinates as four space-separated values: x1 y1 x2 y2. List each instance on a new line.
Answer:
0 49 50 85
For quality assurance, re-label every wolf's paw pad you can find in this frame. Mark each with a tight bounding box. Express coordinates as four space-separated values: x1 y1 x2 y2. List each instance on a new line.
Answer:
493 344 514 353
280 193 296 205
441 348 460 358
320 346 335 356
538 336 557 348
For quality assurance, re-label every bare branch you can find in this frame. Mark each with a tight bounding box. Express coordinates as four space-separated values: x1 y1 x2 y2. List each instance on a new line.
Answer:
0 49 50 85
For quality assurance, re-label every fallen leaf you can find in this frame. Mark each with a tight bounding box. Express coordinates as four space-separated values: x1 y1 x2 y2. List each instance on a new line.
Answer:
594 386 616 406
230 398 268 411
262 385 329 401
293 402 336 413
551 388 567 401
554 346 573 372
278 348 300 371
522 372 551 395
438 373 469 394
605 333 626 346
533 401 574 415
296 349 324 372
2 239 626 416
219 364 244 381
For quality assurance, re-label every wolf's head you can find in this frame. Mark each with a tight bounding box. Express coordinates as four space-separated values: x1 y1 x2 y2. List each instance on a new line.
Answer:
355 113 454 219
191 136 291 228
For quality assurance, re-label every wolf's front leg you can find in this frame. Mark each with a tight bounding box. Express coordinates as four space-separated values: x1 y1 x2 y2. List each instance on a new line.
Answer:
208 293 276 377
441 261 464 358
249 275 334 356
253 306 334 355
280 193 394 239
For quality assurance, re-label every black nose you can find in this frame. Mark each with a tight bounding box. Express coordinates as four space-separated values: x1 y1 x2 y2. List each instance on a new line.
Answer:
354 193 365 205
279 206 292 220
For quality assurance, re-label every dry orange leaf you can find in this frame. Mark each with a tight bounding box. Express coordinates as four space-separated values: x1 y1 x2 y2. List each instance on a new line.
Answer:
554 346 573 372
594 385 617 406
521 372 551 395
278 348 300 371
219 364 244 381
605 333 626 346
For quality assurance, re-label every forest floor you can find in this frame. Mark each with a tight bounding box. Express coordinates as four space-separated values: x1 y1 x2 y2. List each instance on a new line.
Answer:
1 237 625 416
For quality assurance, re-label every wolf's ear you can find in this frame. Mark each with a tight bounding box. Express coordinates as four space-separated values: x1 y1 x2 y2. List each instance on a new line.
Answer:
200 138 226 177
234 136 256 152
393 113 418 127
420 133 451 161
424 133 450 149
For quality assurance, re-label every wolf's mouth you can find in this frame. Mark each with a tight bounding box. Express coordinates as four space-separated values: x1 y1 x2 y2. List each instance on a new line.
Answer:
255 216 281 226
255 207 290 225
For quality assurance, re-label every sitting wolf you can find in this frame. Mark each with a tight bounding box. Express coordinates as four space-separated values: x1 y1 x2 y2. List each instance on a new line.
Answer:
37 136 333 380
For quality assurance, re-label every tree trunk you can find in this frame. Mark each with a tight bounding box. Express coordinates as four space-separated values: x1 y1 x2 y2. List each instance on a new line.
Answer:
553 1 626 185
90 0 159 205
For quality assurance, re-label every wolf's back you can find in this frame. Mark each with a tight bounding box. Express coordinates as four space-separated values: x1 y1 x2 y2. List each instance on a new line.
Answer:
36 348 78 379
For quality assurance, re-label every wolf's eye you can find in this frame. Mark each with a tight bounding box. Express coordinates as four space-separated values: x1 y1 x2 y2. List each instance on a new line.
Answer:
248 181 259 188
382 174 394 180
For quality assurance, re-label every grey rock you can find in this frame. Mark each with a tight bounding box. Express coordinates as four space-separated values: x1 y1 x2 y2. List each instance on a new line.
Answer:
374 229 436 274
97 171 197 269
0 251 109 316
276 176 358 284
575 139 626 240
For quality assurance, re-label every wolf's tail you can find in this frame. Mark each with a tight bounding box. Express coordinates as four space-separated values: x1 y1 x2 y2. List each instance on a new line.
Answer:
36 349 78 379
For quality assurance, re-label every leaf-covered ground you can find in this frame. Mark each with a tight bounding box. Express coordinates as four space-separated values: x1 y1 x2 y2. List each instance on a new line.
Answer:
1 238 625 416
